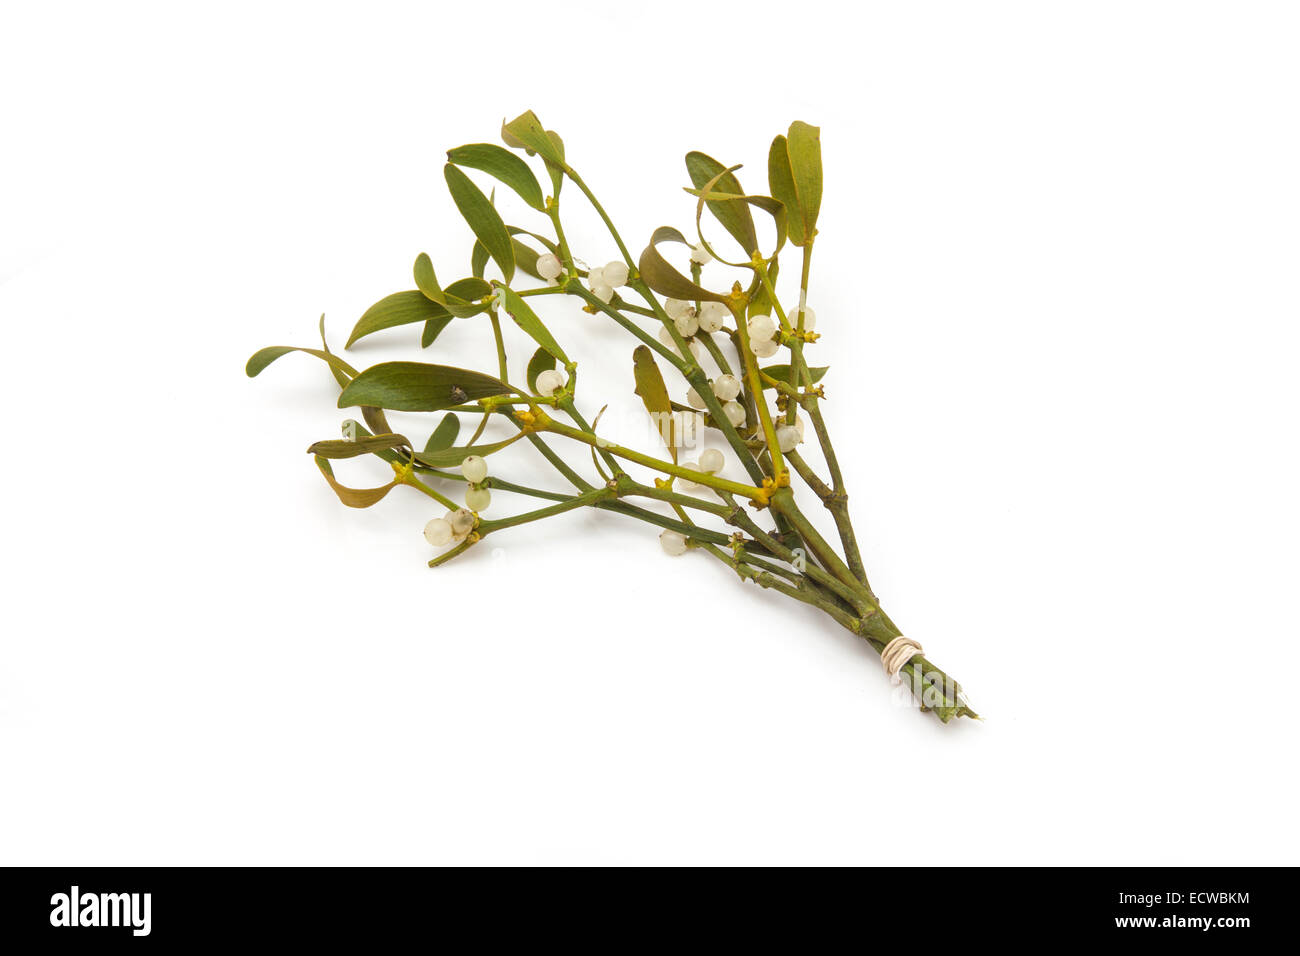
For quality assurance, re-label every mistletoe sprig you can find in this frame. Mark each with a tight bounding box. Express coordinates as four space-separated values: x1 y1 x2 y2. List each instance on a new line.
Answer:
247 111 977 722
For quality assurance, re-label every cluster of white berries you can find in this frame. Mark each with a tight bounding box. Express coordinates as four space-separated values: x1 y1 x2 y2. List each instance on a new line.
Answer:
534 368 567 397
461 454 491 512
423 507 476 548
584 260 629 304
684 373 746 428
660 298 732 362
421 454 495 547
675 446 726 494
657 324 701 360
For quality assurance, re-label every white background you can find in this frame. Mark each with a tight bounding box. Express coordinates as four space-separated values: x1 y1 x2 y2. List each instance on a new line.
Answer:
3 1 1297 865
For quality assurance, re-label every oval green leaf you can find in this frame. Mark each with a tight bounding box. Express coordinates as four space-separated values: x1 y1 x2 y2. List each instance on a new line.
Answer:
346 290 452 348
337 362 511 412
424 414 461 454
447 142 546 211
787 121 823 241
444 165 515 283
499 287 569 364
246 345 358 380
768 135 803 247
413 253 487 318
413 432 523 468
632 345 676 461
307 432 412 460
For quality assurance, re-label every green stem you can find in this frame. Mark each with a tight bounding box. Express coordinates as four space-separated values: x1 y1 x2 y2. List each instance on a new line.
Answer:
728 297 786 478
537 416 767 501
477 486 615 534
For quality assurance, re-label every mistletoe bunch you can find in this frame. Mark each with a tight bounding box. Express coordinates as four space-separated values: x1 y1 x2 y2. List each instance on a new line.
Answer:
248 111 976 722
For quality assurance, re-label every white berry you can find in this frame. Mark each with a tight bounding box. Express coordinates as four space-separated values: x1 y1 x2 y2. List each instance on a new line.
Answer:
699 448 725 473
677 462 702 492
535 369 566 396
602 260 629 287
711 374 741 401
446 508 475 538
465 485 491 512
592 284 614 304
698 301 728 332
751 336 780 358
660 530 689 556
657 326 700 359
674 310 699 337
776 425 800 453
536 252 563 280
423 517 453 547
587 265 606 288
461 455 488 484
748 314 776 343
665 298 692 320
690 244 712 264
686 387 707 409
787 303 816 330
722 400 746 426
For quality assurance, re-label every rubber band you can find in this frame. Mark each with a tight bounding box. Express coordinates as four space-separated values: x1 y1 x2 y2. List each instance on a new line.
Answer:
880 636 924 680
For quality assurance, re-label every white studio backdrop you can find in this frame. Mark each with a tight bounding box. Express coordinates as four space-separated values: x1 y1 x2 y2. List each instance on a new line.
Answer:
2 1 1297 865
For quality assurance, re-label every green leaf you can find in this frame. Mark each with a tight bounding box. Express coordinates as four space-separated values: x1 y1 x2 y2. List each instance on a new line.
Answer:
447 143 546 211
246 345 357 380
499 287 569 365
360 406 392 436
768 123 821 247
526 347 555 393
759 364 828 388
422 316 452 349
637 226 730 303
501 111 565 196
443 165 515 283
787 121 823 241
307 432 412 460
474 230 555 281
768 135 803 247
501 110 565 167
471 240 490 279
338 362 511 411
339 419 402 465
317 315 350 388
685 169 788 266
413 433 522 468
424 414 461 454
632 345 676 461
748 260 780 318
346 290 450 348
685 152 757 256
314 456 399 509
413 253 487 318
510 237 543 279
